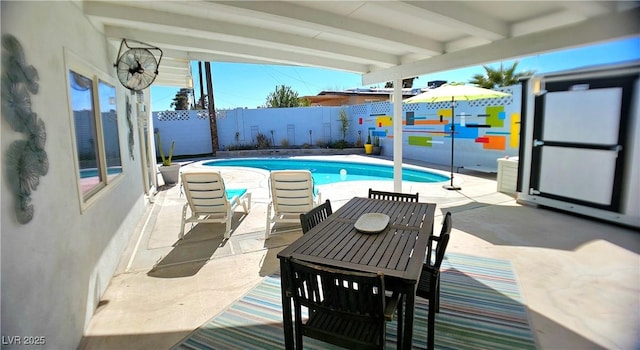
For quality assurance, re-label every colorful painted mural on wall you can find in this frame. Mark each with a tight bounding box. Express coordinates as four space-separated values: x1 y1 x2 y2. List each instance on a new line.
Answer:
353 84 521 170
358 100 518 149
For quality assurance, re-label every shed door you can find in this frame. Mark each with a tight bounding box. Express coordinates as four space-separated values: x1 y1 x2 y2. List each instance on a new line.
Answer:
529 75 636 212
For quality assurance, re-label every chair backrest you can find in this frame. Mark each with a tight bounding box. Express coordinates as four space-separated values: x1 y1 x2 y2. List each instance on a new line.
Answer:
299 200 332 234
270 170 315 214
181 172 229 216
427 212 452 270
288 258 386 329
368 188 419 202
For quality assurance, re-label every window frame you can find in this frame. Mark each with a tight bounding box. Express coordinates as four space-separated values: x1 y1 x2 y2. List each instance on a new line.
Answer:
64 50 125 211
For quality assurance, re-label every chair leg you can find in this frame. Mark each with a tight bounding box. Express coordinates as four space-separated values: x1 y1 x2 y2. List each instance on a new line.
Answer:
179 204 188 240
235 195 249 215
428 297 436 350
224 209 232 239
435 279 441 313
295 331 303 350
265 203 272 239
245 193 252 212
294 305 303 350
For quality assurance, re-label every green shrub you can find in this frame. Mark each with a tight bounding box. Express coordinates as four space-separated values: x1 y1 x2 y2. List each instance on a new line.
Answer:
338 108 349 140
256 133 271 149
227 143 256 151
331 139 351 149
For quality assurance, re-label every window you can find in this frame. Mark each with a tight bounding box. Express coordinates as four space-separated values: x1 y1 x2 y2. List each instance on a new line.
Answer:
67 58 123 205
98 80 122 178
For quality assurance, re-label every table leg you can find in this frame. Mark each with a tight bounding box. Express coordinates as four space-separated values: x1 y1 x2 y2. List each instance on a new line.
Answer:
397 293 404 349
403 290 415 350
279 259 294 350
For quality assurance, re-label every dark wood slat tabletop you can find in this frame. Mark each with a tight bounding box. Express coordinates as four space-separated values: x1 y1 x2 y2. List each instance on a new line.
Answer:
280 197 435 279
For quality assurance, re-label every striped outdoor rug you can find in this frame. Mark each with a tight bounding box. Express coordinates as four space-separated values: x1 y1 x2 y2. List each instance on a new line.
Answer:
174 253 537 349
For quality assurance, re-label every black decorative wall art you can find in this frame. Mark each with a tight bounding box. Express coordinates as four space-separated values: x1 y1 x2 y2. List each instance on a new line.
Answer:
1 34 48 224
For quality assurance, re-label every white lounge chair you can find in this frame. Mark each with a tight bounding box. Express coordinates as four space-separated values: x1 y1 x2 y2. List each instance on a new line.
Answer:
180 171 251 240
266 170 321 239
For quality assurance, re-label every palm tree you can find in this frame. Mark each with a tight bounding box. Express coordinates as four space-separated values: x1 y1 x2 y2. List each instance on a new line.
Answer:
469 62 535 88
170 88 192 110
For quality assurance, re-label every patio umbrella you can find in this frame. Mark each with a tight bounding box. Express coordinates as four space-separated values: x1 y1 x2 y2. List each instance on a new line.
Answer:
405 84 511 190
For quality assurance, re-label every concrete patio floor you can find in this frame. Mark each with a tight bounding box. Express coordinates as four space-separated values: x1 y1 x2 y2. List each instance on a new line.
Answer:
79 155 639 350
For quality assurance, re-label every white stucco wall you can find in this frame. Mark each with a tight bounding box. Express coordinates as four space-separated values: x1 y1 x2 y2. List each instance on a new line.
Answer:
153 107 350 155
216 107 346 149
153 110 213 156
1 2 147 349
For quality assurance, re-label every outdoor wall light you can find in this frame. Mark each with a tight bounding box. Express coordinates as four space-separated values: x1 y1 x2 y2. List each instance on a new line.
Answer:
532 77 545 95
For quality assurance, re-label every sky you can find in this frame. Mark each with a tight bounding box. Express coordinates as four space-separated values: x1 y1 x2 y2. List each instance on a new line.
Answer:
150 36 639 111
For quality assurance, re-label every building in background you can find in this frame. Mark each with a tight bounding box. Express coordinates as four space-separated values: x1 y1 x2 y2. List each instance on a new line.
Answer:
304 87 421 106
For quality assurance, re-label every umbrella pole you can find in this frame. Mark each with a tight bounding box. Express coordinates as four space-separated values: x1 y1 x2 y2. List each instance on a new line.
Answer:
444 97 461 190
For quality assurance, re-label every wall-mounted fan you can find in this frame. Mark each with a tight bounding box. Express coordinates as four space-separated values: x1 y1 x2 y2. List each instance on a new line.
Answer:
114 39 163 91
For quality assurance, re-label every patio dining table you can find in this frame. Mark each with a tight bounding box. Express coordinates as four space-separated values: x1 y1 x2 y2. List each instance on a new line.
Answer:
277 196 436 349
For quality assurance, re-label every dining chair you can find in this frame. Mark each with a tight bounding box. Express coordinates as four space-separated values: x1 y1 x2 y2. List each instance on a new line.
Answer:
287 258 403 350
299 199 332 234
368 188 419 202
416 211 452 350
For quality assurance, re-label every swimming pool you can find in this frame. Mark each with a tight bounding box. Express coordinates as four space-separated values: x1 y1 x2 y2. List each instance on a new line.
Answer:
80 166 123 178
202 158 449 185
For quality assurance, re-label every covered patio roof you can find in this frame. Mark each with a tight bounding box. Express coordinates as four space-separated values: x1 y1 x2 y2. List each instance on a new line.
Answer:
84 1 640 88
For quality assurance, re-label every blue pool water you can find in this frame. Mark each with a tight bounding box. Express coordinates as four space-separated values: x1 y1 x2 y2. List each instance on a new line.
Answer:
203 158 449 185
80 167 123 178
